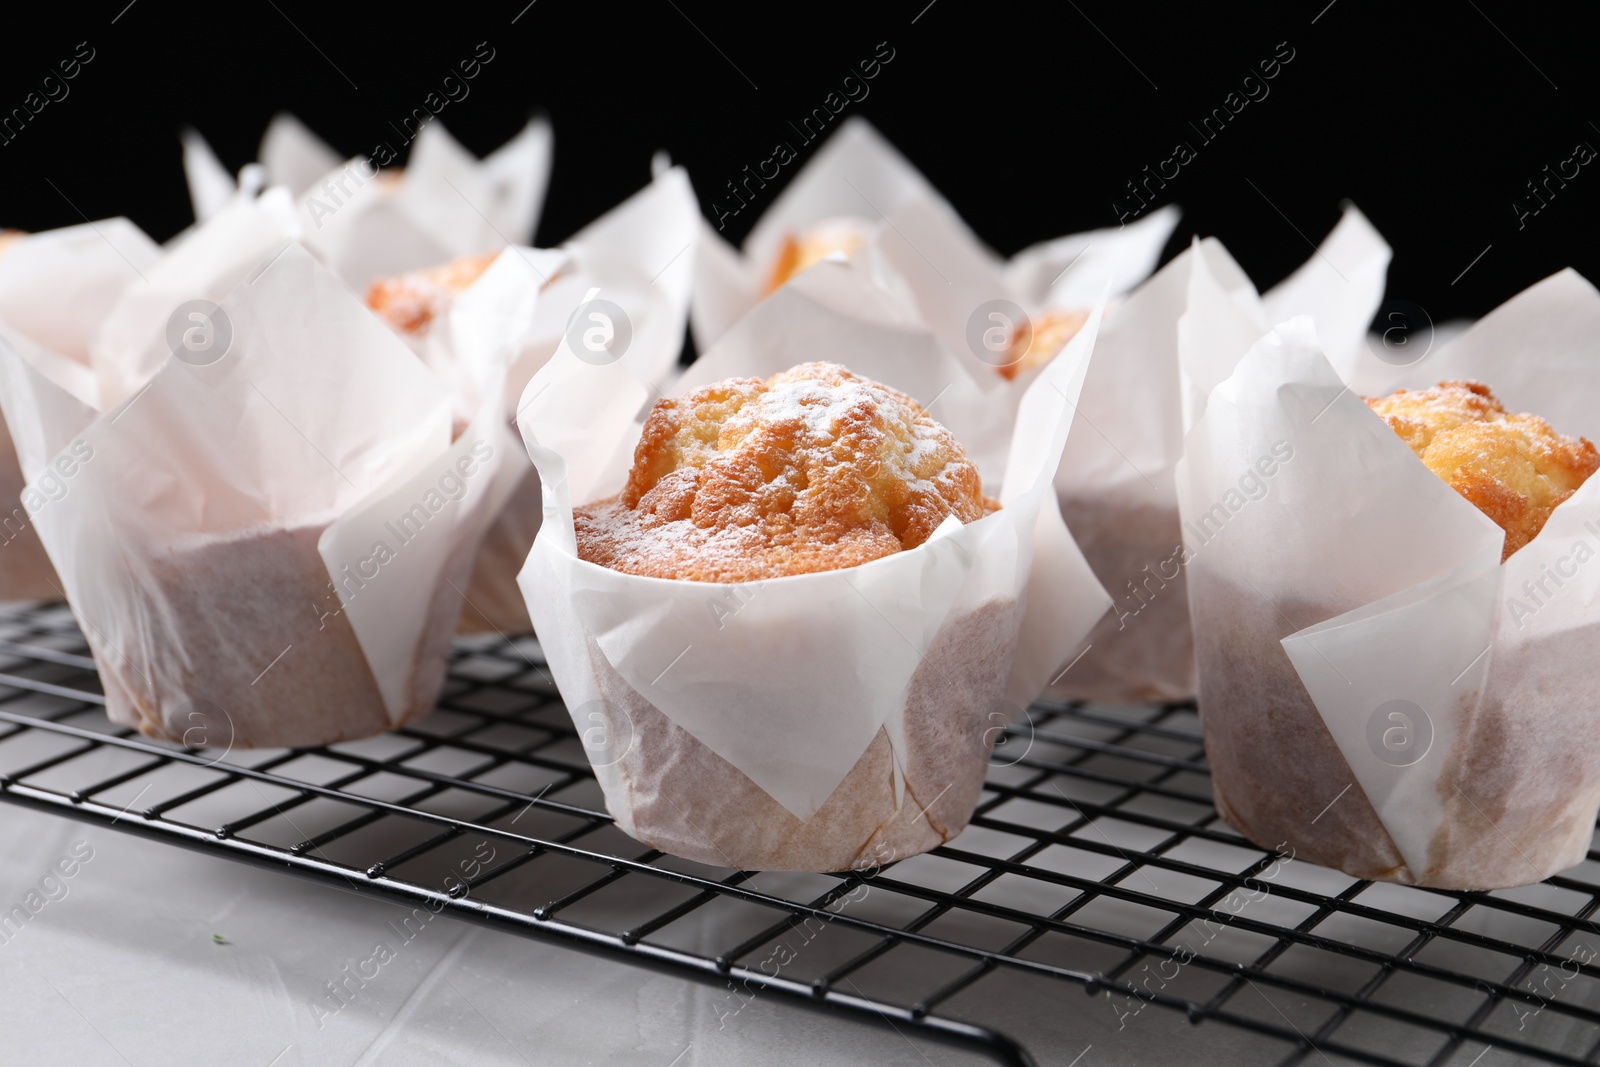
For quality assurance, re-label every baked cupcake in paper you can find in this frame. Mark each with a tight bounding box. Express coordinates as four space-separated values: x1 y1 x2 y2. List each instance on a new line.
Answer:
515 261 1111 871
690 115 1179 351
1177 270 1600 889
857 191 1390 701
363 167 699 634
181 115 552 292
1063 206 1390 702
1 184 294 597
0 220 159 600
0 241 539 748
184 115 550 264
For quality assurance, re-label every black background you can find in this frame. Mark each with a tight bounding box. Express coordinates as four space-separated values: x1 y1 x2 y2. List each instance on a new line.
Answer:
1 0 1594 325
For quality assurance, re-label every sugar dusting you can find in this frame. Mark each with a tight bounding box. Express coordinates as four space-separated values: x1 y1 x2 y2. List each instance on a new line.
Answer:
365 252 498 337
575 362 997 582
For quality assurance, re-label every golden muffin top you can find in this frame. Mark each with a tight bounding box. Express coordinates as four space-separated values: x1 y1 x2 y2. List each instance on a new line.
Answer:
762 219 871 295
365 251 498 336
1367 379 1599 560
996 307 1088 381
575 361 997 582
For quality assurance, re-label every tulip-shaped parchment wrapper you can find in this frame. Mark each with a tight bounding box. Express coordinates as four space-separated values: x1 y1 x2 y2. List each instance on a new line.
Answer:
692 117 940 349
1177 273 1600 889
691 115 1179 353
184 113 342 222
292 118 553 291
441 168 699 635
859 196 1178 486
861 192 1384 700
90 188 302 409
1043 205 1390 701
515 262 1111 872
1 189 307 604
370 241 568 640
0 220 159 600
0 243 538 748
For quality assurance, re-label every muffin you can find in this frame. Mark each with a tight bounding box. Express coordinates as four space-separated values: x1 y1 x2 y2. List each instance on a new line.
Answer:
567 362 1014 870
1048 208 1389 704
1182 301 1600 890
518 311 1118 871
996 307 1090 382
762 220 872 295
366 252 498 337
0 230 22 258
576 362 997 581
760 223 1096 385
1366 380 1598 560
1 243 519 749
758 211 1090 384
524 251 1113 870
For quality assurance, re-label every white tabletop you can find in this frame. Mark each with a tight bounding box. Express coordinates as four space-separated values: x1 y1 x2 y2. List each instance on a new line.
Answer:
0 799 1025 1066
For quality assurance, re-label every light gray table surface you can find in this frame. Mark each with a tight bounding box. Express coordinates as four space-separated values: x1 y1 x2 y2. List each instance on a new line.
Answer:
1 792 1180 1067
9 778 1582 1067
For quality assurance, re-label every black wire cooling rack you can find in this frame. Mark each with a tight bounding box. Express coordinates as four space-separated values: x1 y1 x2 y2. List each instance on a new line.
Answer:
3 600 1600 1066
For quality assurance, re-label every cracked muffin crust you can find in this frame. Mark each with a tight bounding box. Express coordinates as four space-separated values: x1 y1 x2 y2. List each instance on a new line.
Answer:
1366 379 1599 560
575 361 998 582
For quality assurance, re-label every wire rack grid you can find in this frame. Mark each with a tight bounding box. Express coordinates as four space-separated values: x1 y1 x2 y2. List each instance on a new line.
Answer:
2 600 1599 1066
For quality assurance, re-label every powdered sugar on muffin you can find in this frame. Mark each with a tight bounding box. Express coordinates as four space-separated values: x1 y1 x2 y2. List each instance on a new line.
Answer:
365 251 499 336
576 361 998 581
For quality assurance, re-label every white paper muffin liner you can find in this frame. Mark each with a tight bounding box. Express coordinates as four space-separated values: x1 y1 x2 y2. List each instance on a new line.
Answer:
0 243 539 748
1049 206 1390 701
515 263 1110 870
0 218 158 599
183 113 552 286
1178 275 1600 888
